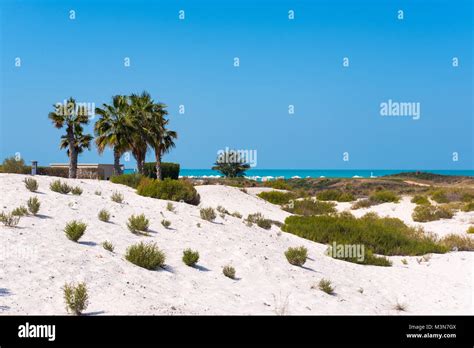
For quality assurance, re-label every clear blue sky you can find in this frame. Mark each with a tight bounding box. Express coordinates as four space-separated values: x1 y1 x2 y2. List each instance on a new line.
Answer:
0 0 472 170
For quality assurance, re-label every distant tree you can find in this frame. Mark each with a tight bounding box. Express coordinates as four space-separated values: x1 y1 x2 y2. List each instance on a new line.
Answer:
1 156 26 173
48 97 92 178
212 150 250 177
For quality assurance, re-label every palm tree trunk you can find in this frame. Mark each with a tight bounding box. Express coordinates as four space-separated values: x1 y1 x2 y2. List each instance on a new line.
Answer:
155 150 162 180
69 149 78 178
134 151 145 174
131 143 147 175
68 128 78 178
113 148 122 176
137 159 144 174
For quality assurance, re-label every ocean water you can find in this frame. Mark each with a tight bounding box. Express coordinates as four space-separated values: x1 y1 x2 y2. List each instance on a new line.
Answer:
123 168 474 180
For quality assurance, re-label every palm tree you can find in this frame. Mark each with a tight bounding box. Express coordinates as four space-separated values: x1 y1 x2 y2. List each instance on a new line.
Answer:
128 92 154 174
59 125 93 161
212 149 250 177
145 102 177 180
94 95 130 176
48 97 92 178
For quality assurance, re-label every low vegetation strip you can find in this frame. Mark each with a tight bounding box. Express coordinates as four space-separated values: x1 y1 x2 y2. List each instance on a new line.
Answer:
351 190 400 209
111 173 144 188
317 189 355 202
412 204 454 222
283 199 336 216
257 191 295 205
136 177 200 205
282 213 448 264
369 190 400 203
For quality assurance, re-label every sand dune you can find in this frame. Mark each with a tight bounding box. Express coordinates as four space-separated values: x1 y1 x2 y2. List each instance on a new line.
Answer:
336 197 474 238
0 174 472 315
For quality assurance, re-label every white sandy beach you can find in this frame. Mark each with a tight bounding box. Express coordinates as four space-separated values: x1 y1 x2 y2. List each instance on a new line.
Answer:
0 174 472 315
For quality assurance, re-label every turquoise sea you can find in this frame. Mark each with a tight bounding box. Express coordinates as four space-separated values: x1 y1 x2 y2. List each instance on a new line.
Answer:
123 169 474 180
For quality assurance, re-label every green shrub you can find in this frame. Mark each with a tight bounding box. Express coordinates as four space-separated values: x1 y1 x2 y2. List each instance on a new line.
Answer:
351 199 373 209
316 190 342 201
317 190 355 202
111 191 124 203
0 212 20 227
64 221 87 242
24 178 38 192
442 201 464 211
127 214 149 234
282 213 447 261
1 157 28 174
284 199 336 216
412 205 435 222
216 205 230 215
246 212 263 224
412 205 454 222
257 218 272 229
462 201 474 212
102 241 114 252
161 219 171 228
12 206 28 216
263 179 291 190
435 205 454 219
430 190 449 203
143 162 180 180
166 202 175 212
98 209 110 222
231 211 242 218
257 191 295 205
318 279 334 295
467 226 474 234
182 249 199 266
110 173 144 189
440 234 474 251
49 180 66 193
223 265 236 279
200 207 216 221
50 180 71 194
285 246 308 266
27 197 40 215
36 166 69 177
326 246 392 266
369 190 400 203
137 178 200 205
339 192 356 202
461 192 474 202
63 282 88 315
411 195 430 205
71 186 83 195
125 242 165 270
246 212 273 229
